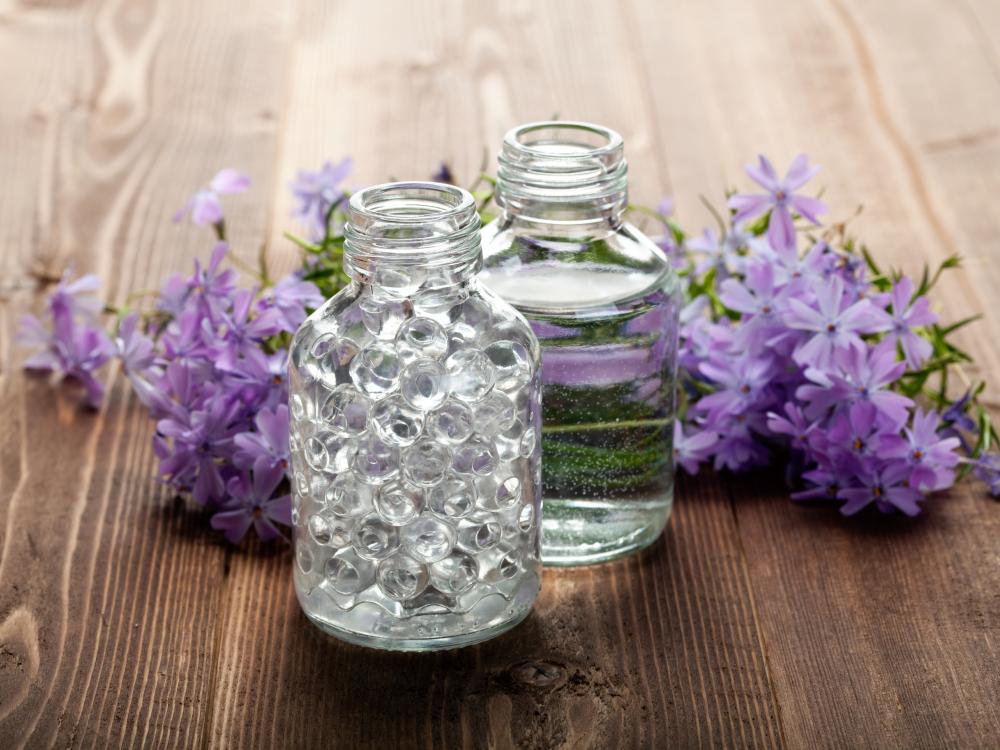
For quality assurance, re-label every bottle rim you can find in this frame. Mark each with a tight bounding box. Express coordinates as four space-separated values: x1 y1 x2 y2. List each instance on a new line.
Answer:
497 121 628 209
344 181 482 281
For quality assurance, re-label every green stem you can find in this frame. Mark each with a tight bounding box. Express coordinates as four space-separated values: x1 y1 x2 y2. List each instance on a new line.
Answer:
542 417 672 434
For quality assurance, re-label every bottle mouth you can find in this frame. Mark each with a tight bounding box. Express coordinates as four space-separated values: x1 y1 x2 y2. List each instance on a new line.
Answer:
345 182 482 283
497 121 628 210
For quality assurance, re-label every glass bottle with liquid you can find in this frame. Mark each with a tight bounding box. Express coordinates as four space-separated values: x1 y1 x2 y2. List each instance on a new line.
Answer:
481 122 679 566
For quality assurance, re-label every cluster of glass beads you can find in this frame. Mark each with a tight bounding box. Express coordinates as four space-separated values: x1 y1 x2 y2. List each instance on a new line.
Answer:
289 283 540 622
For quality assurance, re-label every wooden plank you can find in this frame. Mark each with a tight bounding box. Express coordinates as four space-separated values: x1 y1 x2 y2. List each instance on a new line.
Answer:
0 0 293 745
628 0 1000 745
214 1 784 747
206 476 782 749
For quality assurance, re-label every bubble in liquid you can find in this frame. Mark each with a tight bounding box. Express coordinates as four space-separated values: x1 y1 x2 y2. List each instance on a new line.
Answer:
324 550 376 595
484 340 532 391
401 439 451 488
430 552 479 595
396 317 448 363
290 394 306 421
520 426 537 458
308 513 333 545
495 419 525 461
427 400 474 444
473 392 517 436
307 430 356 472
428 476 476 519
456 519 503 552
296 544 314 574
370 395 424 447
474 474 521 511
318 337 360 383
373 480 424 526
349 342 402 398
518 503 535 531
411 285 467 326
448 297 493 345
400 359 448 412
325 473 375 517
352 434 401 485
351 514 401 560
402 515 457 563
445 349 495 403
452 436 498 477
360 296 410 339
376 554 429 601
320 384 371 436
303 435 329 471
373 266 425 298
481 545 521 584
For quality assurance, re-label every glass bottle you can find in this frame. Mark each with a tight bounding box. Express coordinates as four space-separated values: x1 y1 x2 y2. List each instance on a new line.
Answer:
289 182 542 650
481 121 680 566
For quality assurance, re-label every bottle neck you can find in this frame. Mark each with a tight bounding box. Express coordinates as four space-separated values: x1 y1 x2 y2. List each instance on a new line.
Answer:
494 121 629 227
344 182 483 292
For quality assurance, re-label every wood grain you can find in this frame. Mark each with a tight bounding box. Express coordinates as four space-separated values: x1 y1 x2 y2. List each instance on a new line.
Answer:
0 0 998 747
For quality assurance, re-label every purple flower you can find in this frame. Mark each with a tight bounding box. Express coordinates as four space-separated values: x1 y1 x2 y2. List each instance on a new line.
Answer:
798 341 913 429
290 158 352 240
210 457 291 543
263 273 324 332
729 154 827 251
766 403 818 450
233 404 290 472
688 225 750 277
696 352 775 421
881 409 960 491
18 276 115 408
784 275 891 369
174 169 250 227
215 288 285 374
116 313 156 374
972 453 1000 497
157 396 241 504
837 460 922 516
881 276 936 368
825 401 906 466
673 420 718 474
431 163 455 184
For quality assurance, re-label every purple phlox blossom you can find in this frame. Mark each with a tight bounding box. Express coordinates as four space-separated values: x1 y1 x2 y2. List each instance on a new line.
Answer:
48 271 103 322
880 408 960 491
431 163 456 184
262 273 324 332
215 288 285 374
174 169 250 227
791 466 843 502
728 154 827 252
824 401 907 468
116 313 157 375
784 274 891 369
156 396 242 504
696 352 775 421
711 412 770 471
940 389 977 453
879 276 937 368
688 224 750 277
18 283 115 408
673 419 719 474
797 340 912 429
234 404 291 472
290 157 352 240
971 452 1000 498
766 402 818 451
210 457 291 543
157 242 237 324
837 459 922 516
720 260 788 347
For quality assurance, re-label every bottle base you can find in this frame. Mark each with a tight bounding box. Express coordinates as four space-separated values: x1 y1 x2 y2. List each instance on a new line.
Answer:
540 496 671 566
303 602 533 652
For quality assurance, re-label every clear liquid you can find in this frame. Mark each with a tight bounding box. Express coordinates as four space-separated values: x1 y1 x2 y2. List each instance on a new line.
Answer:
481 263 678 565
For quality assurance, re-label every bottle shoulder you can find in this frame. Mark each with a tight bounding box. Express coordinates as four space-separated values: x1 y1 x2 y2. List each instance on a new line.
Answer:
479 218 679 314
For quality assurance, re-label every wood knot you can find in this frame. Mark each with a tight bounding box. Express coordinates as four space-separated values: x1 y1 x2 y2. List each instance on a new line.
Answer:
508 659 568 690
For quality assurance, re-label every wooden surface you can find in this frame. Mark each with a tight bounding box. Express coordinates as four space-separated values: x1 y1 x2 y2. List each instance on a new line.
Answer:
1 0 999 747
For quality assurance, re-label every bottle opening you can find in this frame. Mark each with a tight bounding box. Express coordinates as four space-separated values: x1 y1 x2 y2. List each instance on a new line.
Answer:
345 182 482 283
497 121 628 215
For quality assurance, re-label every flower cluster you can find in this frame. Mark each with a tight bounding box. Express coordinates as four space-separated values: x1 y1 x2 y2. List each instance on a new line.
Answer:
18 155 1000 546
667 155 991 515
20 169 327 543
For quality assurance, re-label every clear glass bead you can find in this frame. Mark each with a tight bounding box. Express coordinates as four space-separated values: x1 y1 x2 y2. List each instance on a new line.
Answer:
481 122 679 566
291 182 541 650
